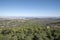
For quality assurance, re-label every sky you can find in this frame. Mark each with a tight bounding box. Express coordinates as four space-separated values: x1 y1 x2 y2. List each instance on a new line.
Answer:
0 0 60 17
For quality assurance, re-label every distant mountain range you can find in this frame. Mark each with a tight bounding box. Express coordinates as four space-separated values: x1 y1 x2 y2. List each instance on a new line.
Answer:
0 16 60 20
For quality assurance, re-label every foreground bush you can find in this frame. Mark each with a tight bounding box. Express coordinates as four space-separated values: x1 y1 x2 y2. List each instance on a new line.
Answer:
0 26 60 40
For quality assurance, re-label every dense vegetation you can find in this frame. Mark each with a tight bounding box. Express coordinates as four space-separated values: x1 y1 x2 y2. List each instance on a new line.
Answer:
0 18 60 40
0 26 60 40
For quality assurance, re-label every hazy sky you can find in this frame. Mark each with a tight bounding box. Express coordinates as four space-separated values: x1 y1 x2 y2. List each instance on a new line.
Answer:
0 0 60 17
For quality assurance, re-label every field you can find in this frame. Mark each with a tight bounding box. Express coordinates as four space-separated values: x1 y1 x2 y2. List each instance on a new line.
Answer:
0 17 60 40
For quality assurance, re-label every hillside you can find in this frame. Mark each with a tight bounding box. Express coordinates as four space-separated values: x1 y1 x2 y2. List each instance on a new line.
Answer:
0 17 60 40
0 17 60 28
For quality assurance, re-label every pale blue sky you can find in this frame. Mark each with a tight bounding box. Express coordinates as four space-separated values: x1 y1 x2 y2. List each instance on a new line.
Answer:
0 0 60 17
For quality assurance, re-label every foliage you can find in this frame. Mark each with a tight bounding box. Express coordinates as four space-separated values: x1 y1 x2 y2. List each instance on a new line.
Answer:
0 25 60 40
0 19 60 40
